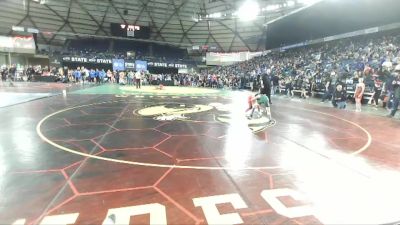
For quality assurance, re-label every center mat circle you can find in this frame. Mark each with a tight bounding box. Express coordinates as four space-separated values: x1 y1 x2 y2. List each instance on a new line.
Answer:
36 100 371 170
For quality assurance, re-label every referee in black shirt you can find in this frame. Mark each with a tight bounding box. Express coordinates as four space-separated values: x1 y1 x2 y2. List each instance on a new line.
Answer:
260 73 272 104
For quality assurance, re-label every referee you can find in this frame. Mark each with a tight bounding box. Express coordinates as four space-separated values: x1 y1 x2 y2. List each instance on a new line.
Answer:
260 73 272 104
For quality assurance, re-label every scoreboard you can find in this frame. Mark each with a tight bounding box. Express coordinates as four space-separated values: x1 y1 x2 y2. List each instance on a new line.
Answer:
110 23 150 39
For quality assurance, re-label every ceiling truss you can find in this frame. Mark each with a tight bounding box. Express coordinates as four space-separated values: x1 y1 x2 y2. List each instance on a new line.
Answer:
0 0 305 52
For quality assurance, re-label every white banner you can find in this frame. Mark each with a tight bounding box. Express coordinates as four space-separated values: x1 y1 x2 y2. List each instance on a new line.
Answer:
178 68 189 74
206 51 263 66
206 52 244 66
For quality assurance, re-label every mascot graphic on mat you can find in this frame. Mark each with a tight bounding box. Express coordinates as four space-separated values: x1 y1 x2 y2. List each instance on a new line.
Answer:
136 102 275 133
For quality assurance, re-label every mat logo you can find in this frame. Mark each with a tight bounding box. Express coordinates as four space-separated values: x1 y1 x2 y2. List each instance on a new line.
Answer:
210 103 275 133
12 188 313 225
137 103 213 120
136 103 274 133
154 114 189 121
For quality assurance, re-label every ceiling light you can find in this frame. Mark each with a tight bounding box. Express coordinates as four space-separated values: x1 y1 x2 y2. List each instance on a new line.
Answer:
287 1 295 7
297 0 320 5
236 0 260 21
12 26 24 32
211 12 221 18
32 0 47 4
264 4 280 11
27 28 39 33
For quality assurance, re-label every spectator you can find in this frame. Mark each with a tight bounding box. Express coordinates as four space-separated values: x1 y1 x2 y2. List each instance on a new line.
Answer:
107 69 113 82
321 79 333 103
135 70 141 89
372 76 383 107
355 78 366 112
334 84 347 109
127 70 134 85
388 73 400 118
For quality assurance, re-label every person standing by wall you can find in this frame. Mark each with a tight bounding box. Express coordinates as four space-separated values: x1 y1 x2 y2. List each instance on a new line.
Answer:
334 84 347 109
99 69 106 84
27 66 35 81
115 71 120 84
135 70 142 89
272 74 279 95
119 70 125 85
388 74 400 118
89 69 96 83
9 64 16 81
127 70 134 85
107 69 112 83
300 77 309 99
1 66 7 82
372 77 383 107
95 69 100 84
321 78 333 103
81 66 88 85
74 67 81 83
354 77 365 112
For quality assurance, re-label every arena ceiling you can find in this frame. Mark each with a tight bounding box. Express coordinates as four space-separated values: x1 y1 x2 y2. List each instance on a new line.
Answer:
0 0 317 52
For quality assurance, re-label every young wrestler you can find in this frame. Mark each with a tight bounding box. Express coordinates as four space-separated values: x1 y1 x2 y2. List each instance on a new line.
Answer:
246 94 254 113
248 93 272 120
255 93 272 120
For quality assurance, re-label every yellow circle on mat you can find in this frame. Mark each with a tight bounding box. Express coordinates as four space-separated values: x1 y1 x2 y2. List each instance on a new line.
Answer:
36 100 372 170
119 86 221 95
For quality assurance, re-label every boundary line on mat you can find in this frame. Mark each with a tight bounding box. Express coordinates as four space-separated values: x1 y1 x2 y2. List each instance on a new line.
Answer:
36 100 372 170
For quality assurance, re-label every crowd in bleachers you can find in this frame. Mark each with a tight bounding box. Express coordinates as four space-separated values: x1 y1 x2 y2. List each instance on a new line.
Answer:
1 64 55 82
205 30 400 117
143 73 242 89
63 39 196 65
134 30 400 104
3 30 400 117
213 31 400 91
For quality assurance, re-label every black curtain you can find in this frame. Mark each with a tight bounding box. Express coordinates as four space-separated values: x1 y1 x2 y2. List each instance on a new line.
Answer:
148 66 178 74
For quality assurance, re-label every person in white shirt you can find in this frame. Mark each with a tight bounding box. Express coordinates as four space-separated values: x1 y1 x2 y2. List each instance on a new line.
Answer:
354 78 365 112
135 70 141 89
119 71 126 85
106 70 112 83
